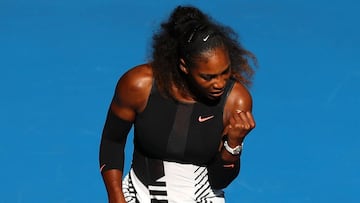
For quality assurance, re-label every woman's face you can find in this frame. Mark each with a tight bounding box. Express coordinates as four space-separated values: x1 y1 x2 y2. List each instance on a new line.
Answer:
185 46 231 101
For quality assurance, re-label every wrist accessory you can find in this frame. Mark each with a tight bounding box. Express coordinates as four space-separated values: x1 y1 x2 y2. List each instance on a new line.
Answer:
223 140 243 155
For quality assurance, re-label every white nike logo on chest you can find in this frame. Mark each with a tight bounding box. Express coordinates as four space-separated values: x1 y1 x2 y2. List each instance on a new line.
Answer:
198 115 215 122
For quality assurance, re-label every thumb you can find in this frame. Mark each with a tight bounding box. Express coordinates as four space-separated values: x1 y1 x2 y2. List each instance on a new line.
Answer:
222 124 232 137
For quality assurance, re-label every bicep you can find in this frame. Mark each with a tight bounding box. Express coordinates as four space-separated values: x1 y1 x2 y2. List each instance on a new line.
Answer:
109 77 137 122
110 100 136 123
232 89 253 112
109 68 152 122
223 82 253 123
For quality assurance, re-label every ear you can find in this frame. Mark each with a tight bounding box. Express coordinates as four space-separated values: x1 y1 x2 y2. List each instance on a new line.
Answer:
179 58 189 74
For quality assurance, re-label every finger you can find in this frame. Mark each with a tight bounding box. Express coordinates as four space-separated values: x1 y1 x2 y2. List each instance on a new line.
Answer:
229 110 253 130
238 111 251 128
231 110 246 129
233 111 253 130
229 113 241 127
233 110 244 123
222 125 230 136
246 111 256 128
240 112 255 130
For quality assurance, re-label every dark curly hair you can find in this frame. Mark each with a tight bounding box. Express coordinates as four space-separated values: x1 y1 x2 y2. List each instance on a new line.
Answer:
150 5 257 98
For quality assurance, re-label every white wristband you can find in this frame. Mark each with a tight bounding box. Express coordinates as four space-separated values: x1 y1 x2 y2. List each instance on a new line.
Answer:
223 140 243 155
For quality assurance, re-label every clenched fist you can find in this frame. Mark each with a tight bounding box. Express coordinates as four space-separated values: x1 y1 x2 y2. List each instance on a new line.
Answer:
223 110 255 144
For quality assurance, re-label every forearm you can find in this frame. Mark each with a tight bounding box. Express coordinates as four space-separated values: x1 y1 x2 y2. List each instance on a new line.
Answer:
207 136 244 189
99 108 132 171
99 109 133 202
220 136 244 162
207 149 241 189
102 170 126 203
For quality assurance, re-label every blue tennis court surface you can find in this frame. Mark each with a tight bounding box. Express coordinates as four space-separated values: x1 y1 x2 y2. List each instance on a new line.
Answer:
1 0 359 202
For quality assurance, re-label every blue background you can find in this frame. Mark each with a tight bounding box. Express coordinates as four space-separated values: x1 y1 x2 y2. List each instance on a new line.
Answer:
1 0 359 202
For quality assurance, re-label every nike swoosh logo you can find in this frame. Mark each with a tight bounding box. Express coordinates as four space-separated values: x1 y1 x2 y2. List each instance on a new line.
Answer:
100 164 106 172
198 115 215 122
223 164 235 168
203 34 210 41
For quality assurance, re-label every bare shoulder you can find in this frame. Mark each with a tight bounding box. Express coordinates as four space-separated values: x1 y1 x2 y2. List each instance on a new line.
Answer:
113 64 153 113
117 64 153 92
224 81 253 116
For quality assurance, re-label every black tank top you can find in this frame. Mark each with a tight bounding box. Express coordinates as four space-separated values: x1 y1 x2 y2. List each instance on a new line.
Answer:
134 79 235 165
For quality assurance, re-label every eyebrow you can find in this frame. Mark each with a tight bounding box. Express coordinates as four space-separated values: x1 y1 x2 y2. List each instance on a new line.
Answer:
200 66 231 78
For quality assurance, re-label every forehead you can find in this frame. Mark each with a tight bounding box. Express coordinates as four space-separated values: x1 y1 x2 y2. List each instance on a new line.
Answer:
192 46 230 74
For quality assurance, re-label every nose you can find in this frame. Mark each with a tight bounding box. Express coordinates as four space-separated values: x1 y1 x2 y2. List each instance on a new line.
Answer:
213 76 227 90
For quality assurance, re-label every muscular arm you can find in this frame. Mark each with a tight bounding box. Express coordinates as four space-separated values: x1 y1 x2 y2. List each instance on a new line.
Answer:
99 65 152 203
207 82 255 189
221 82 255 162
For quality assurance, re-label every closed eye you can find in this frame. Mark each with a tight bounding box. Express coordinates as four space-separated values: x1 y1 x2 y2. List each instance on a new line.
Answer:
201 74 216 81
200 67 230 81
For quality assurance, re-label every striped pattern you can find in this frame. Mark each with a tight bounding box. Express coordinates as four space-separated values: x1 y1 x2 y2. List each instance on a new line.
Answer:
149 179 168 202
194 166 225 203
122 173 139 203
123 162 225 203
